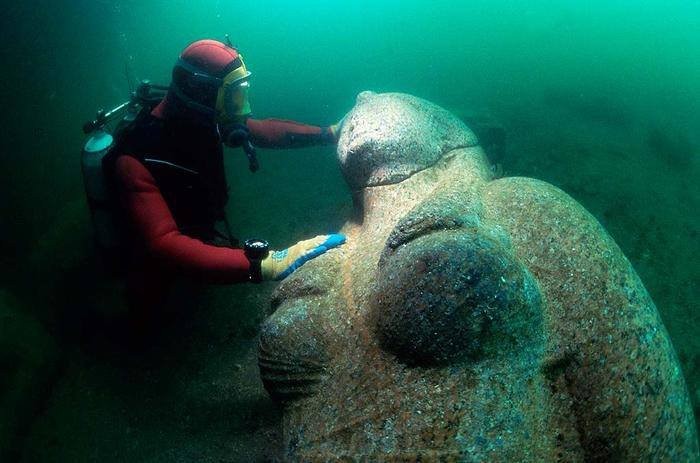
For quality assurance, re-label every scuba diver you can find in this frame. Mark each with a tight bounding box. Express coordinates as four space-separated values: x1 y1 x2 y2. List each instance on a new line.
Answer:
85 39 346 333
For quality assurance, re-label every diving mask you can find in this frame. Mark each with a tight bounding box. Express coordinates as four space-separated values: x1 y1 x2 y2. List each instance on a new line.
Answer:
216 62 252 124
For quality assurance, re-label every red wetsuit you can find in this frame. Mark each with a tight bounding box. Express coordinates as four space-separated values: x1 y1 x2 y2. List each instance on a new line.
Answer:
112 102 334 321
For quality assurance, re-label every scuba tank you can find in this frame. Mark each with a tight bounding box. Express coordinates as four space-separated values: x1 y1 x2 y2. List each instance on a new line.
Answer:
81 81 168 255
81 128 118 250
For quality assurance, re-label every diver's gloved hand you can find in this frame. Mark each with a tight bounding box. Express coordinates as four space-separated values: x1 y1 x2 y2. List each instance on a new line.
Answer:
261 234 346 281
329 114 348 142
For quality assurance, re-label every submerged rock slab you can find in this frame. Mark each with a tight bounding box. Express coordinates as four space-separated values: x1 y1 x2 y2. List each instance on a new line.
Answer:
258 91 698 461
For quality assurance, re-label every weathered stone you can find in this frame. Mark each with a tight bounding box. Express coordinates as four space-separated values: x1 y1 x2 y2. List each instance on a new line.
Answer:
337 91 478 189
258 91 699 461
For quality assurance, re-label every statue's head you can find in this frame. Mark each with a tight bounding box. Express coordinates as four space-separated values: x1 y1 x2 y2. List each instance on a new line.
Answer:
337 91 479 190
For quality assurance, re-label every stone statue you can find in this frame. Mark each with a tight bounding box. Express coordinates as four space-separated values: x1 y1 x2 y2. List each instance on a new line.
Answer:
257 91 698 461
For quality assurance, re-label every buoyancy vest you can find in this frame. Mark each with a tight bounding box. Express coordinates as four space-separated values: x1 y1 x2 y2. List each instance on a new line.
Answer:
104 112 230 243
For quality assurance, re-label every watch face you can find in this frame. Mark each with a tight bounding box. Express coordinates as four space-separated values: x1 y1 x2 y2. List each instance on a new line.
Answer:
245 239 268 250
244 238 269 260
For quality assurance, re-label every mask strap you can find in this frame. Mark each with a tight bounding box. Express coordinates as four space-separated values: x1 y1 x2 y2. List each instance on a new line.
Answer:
174 58 223 87
169 82 217 116
170 59 224 116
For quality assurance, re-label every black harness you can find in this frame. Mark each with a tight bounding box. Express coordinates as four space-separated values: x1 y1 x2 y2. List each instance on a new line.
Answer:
104 111 232 244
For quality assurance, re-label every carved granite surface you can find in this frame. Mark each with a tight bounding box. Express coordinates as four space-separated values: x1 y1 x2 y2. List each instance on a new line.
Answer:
258 91 699 461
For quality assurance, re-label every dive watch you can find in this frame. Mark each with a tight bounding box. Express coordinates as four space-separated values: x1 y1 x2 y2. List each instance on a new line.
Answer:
244 238 269 283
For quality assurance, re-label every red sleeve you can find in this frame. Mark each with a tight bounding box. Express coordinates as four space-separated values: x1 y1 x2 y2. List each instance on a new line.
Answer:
246 118 335 149
114 155 251 284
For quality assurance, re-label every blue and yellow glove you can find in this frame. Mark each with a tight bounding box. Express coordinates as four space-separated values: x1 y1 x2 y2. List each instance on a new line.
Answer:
261 234 346 281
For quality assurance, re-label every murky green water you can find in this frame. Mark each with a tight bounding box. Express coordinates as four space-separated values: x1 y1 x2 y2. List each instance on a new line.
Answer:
1 1 698 461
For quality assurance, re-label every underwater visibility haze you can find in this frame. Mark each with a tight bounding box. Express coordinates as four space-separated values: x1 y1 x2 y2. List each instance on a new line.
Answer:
0 0 698 461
